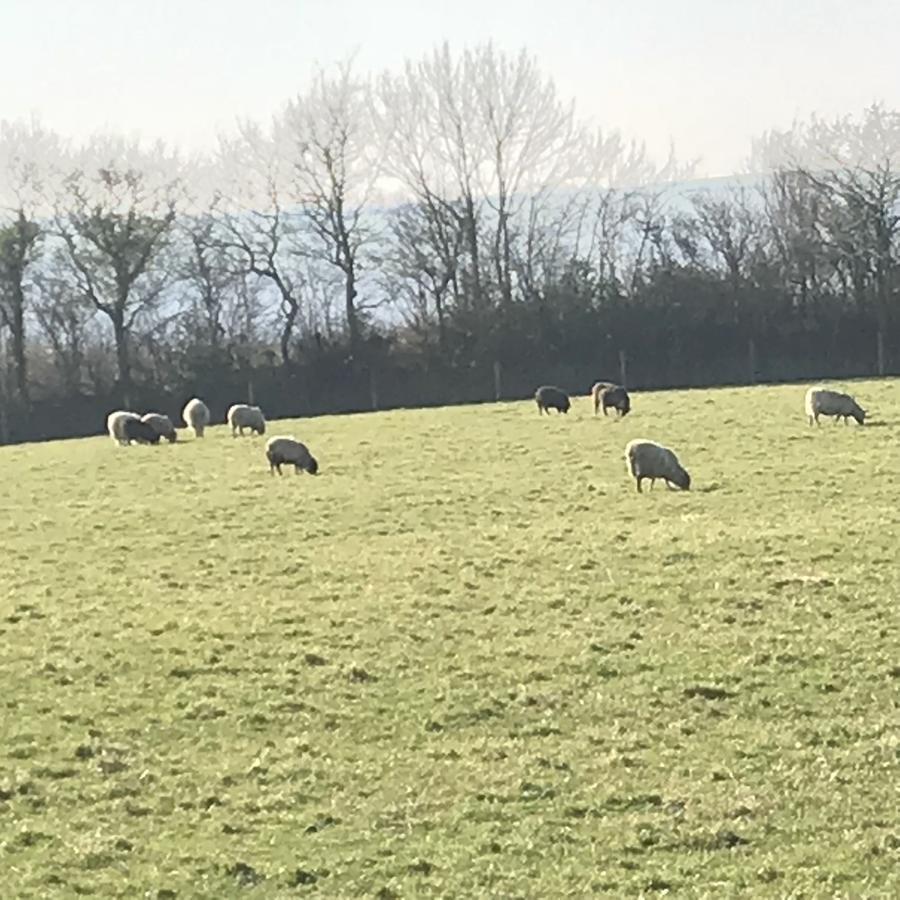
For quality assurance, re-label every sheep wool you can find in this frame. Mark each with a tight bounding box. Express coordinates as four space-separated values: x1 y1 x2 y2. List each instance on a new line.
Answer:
227 404 266 437
106 410 140 446
141 412 177 443
804 387 866 426
182 398 211 438
625 439 691 493
265 436 319 476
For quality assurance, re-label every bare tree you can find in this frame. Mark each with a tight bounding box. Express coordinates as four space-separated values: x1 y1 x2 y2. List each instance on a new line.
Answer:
281 60 382 354
0 210 40 403
377 44 491 310
755 105 900 328
176 200 250 350
0 119 64 403
379 200 465 354
54 136 181 405
673 188 763 324
32 250 95 393
215 124 310 366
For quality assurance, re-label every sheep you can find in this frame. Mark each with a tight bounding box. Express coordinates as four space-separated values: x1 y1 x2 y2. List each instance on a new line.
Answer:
106 410 140 446
182 397 211 438
535 385 571 415
141 412 177 443
592 381 631 417
122 417 161 445
804 387 866 426
265 436 319 476
625 439 691 493
227 404 266 437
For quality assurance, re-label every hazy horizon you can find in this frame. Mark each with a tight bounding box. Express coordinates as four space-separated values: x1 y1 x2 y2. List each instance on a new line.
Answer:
4 0 900 177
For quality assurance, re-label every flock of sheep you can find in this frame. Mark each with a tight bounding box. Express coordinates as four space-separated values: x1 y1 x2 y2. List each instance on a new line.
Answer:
105 381 867 491
535 381 868 493
105 399 319 476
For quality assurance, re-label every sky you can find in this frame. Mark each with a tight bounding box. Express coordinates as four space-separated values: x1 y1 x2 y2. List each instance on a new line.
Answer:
3 0 900 178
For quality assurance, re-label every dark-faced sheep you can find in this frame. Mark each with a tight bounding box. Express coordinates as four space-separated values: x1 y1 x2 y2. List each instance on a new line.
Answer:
141 412 177 443
266 436 319 476
592 382 631 417
122 417 161 445
535 385 570 415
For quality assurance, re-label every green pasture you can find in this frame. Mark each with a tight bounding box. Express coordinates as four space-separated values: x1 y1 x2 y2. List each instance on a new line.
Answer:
0 380 897 897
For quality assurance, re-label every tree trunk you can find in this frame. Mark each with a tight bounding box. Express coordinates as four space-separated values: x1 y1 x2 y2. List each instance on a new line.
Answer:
11 288 28 404
463 194 482 306
112 314 132 408
435 289 447 356
345 267 359 351
280 309 296 367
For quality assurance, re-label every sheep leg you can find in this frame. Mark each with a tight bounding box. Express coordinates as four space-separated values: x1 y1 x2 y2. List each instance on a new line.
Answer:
636 477 643 493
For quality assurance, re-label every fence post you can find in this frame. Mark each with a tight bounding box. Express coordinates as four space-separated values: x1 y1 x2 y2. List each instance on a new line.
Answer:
748 337 757 384
369 368 379 411
877 329 885 377
493 360 502 401
618 350 627 389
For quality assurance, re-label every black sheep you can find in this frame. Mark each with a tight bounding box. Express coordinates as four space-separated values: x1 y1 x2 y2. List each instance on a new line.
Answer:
122 417 161 445
535 385 571 415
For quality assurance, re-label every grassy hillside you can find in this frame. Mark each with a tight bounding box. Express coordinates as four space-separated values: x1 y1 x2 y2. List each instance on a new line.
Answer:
1 380 897 898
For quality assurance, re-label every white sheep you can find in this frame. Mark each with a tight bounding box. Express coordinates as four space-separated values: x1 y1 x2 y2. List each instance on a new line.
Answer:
106 410 140 446
227 404 266 437
265 436 319 476
625 439 691 493
182 397 211 438
804 387 866 426
141 412 177 443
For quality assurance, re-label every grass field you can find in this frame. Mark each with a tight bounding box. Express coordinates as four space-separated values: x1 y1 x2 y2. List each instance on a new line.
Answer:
1 379 898 898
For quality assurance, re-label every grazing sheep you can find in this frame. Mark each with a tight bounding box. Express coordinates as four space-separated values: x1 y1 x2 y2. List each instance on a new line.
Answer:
182 397 211 438
535 385 571 415
592 381 631 417
141 412 177 443
227 404 266 437
265 436 319 476
804 387 866 426
106 410 140 446
625 439 691 493
122 417 161 445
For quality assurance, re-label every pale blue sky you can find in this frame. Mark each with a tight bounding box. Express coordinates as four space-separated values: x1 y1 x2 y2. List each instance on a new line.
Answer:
3 0 899 176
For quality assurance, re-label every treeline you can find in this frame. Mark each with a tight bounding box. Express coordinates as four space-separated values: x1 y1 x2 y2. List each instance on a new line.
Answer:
1 45 899 443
